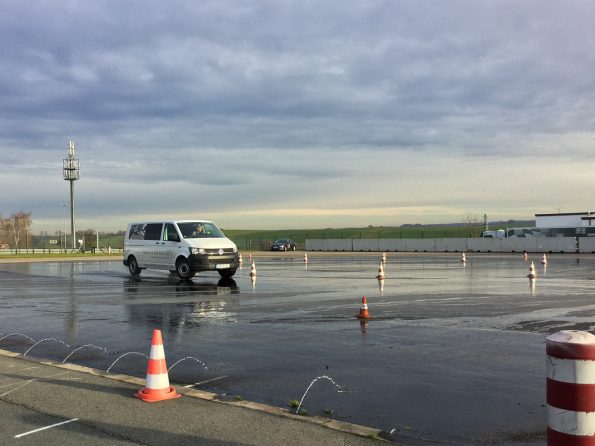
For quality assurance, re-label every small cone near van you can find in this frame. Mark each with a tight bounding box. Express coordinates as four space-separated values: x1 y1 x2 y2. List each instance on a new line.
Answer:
135 329 181 403
376 262 385 280
238 253 243 264
249 261 256 277
357 296 372 320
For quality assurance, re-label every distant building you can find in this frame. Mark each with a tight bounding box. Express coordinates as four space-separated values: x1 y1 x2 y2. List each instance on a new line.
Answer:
533 211 595 237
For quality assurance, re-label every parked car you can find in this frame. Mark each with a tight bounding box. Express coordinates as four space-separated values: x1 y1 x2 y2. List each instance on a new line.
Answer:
271 239 296 251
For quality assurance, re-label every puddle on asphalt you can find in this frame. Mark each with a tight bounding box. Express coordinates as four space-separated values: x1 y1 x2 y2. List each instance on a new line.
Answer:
1 253 593 443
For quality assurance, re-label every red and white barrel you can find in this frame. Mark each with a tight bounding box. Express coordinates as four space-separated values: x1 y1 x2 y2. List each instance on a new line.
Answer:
547 330 595 445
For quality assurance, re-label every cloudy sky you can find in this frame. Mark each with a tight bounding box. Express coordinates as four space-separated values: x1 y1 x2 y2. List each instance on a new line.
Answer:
2 0 595 233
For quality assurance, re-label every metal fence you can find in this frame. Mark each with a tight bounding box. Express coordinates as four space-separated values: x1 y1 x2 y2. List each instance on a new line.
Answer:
0 248 124 255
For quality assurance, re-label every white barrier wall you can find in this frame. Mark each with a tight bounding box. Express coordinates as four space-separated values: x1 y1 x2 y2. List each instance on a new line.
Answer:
466 238 501 252
379 239 407 251
353 239 380 251
306 239 354 251
306 237 578 253
579 238 595 253
326 239 353 251
435 238 468 252
500 238 538 252
404 239 436 252
535 237 576 253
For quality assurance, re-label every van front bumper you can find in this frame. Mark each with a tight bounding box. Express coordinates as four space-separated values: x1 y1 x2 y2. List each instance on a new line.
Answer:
188 253 240 272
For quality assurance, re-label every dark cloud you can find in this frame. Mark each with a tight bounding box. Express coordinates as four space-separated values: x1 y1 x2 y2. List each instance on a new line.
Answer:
2 0 595 228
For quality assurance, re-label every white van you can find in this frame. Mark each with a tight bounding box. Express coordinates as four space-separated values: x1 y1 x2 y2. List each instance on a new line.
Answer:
123 220 240 280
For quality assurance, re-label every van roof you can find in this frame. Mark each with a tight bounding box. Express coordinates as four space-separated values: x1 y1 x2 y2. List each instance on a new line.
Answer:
127 219 214 225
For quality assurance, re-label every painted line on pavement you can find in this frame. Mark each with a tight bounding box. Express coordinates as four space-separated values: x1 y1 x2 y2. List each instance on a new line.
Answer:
1 370 73 397
15 418 79 438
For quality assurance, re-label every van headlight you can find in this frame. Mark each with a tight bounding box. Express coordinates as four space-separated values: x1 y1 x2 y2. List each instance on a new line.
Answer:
190 248 206 255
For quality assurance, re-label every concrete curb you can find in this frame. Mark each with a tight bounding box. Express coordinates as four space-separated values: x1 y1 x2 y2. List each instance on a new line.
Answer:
0 348 386 442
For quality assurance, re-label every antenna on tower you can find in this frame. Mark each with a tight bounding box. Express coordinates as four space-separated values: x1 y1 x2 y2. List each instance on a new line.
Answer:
63 140 80 250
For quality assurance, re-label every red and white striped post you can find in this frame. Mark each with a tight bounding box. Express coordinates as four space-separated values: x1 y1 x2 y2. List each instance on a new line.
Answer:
547 330 595 445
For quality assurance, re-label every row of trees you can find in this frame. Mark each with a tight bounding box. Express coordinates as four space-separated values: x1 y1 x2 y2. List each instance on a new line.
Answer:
0 212 33 249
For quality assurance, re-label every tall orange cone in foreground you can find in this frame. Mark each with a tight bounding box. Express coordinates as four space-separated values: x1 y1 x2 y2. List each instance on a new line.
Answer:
135 329 181 402
357 296 372 320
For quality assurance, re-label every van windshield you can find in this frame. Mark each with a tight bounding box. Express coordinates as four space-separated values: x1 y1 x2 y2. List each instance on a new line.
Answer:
177 222 225 239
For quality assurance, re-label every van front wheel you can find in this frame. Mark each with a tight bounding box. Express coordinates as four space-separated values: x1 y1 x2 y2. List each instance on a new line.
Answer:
176 259 195 280
128 256 141 275
218 268 236 279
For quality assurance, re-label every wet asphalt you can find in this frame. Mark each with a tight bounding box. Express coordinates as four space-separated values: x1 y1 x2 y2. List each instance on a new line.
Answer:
1 252 594 444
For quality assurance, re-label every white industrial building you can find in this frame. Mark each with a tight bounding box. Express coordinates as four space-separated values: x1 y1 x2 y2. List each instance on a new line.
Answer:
533 211 595 237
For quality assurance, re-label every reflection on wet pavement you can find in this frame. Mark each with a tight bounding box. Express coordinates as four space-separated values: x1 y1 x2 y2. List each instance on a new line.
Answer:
2 253 593 444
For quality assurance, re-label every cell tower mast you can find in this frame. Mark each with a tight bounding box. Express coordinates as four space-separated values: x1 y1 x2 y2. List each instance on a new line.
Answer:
62 141 80 250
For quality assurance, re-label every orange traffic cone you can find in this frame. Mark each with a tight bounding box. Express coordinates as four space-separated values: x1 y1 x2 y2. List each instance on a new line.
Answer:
357 296 372 319
304 253 308 264
249 261 256 277
382 252 386 264
376 262 385 279
541 253 547 265
527 262 537 279
135 329 181 402
238 253 243 264
461 253 467 263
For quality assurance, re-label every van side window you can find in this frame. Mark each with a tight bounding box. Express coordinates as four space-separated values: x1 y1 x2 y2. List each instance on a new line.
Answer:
129 224 145 240
163 224 180 242
143 223 163 241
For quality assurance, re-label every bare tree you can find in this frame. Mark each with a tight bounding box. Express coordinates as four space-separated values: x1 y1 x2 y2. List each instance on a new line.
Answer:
462 212 483 237
80 228 97 251
0 213 5 247
3 212 33 250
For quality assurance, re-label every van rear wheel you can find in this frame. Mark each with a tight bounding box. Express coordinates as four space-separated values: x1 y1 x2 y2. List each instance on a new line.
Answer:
176 258 195 280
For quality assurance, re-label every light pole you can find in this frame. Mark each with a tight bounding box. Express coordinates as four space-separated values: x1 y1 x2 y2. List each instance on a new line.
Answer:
62 203 67 252
62 141 80 251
